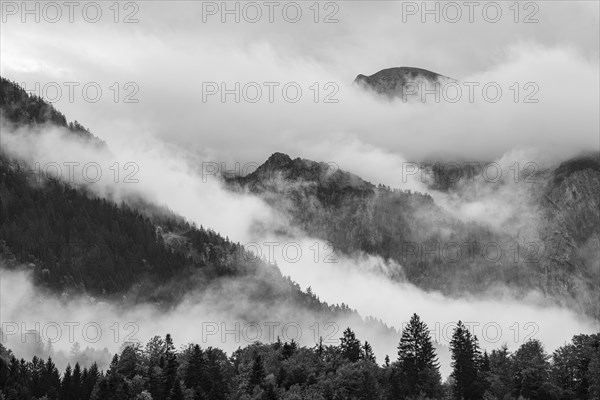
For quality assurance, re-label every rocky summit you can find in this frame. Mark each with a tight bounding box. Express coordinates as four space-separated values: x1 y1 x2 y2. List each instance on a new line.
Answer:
354 66 456 100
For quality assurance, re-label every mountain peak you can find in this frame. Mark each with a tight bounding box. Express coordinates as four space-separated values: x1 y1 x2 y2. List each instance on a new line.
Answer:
354 66 450 83
264 152 293 167
354 66 455 99
228 152 374 193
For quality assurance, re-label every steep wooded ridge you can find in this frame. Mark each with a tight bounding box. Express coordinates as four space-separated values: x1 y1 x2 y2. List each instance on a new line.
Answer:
0 77 390 334
0 77 103 144
228 152 600 319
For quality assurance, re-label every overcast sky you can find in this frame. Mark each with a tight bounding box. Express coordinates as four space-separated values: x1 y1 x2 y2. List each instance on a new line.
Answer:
2 1 599 179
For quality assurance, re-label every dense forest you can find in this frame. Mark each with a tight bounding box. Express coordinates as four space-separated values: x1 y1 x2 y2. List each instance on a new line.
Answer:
1 314 599 400
0 114 385 336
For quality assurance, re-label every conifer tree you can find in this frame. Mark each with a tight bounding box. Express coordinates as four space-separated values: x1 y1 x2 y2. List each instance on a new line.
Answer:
162 334 179 399
450 320 483 400
248 352 266 392
340 327 361 362
362 341 376 363
61 364 72 400
392 313 442 399
184 344 205 391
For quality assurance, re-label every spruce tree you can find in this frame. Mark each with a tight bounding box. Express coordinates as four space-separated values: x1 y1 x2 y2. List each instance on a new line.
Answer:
61 364 72 400
450 320 483 400
248 352 266 392
393 313 441 399
362 341 376 363
72 363 82 400
184 344 205 391
340 327 362 362
162 334 179 399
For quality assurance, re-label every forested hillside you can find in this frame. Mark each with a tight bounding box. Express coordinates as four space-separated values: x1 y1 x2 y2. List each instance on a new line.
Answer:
1 315 599 400
0 77 392 333
0 77 100 143
228 152 600 319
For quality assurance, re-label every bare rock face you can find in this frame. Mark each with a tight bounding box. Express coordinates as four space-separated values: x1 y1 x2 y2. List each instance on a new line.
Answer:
354 67 456 102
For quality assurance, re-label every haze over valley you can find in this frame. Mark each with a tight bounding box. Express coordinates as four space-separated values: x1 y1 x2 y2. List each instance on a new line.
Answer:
1 2 599 399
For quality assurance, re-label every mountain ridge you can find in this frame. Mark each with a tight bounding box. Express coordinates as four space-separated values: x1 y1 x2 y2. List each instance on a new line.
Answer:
228 150 600 319
0 77 396 339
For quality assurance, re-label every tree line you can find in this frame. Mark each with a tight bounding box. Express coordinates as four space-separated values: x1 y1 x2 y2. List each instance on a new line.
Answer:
1 314 598 400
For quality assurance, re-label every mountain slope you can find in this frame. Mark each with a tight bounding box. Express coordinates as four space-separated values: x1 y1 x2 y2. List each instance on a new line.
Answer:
228 152 600 318
0 78 396 338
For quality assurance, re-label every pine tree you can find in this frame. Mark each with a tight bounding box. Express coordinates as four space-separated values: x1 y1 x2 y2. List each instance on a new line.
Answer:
340 327 361 362
361 341 376 363
450 321 483 400
42 357 61 397
487 345 512 399
512 339 552 400
116 345 140 379
392 313 442 399
146 358 162 400
315 337 324 358
162 334 179 399
282 340 297 359
82 363 100 399
248 352 265 393
184 344 205 390
205 348 227 400
61 364 73 400
30 356 44 398
72 363 82 400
